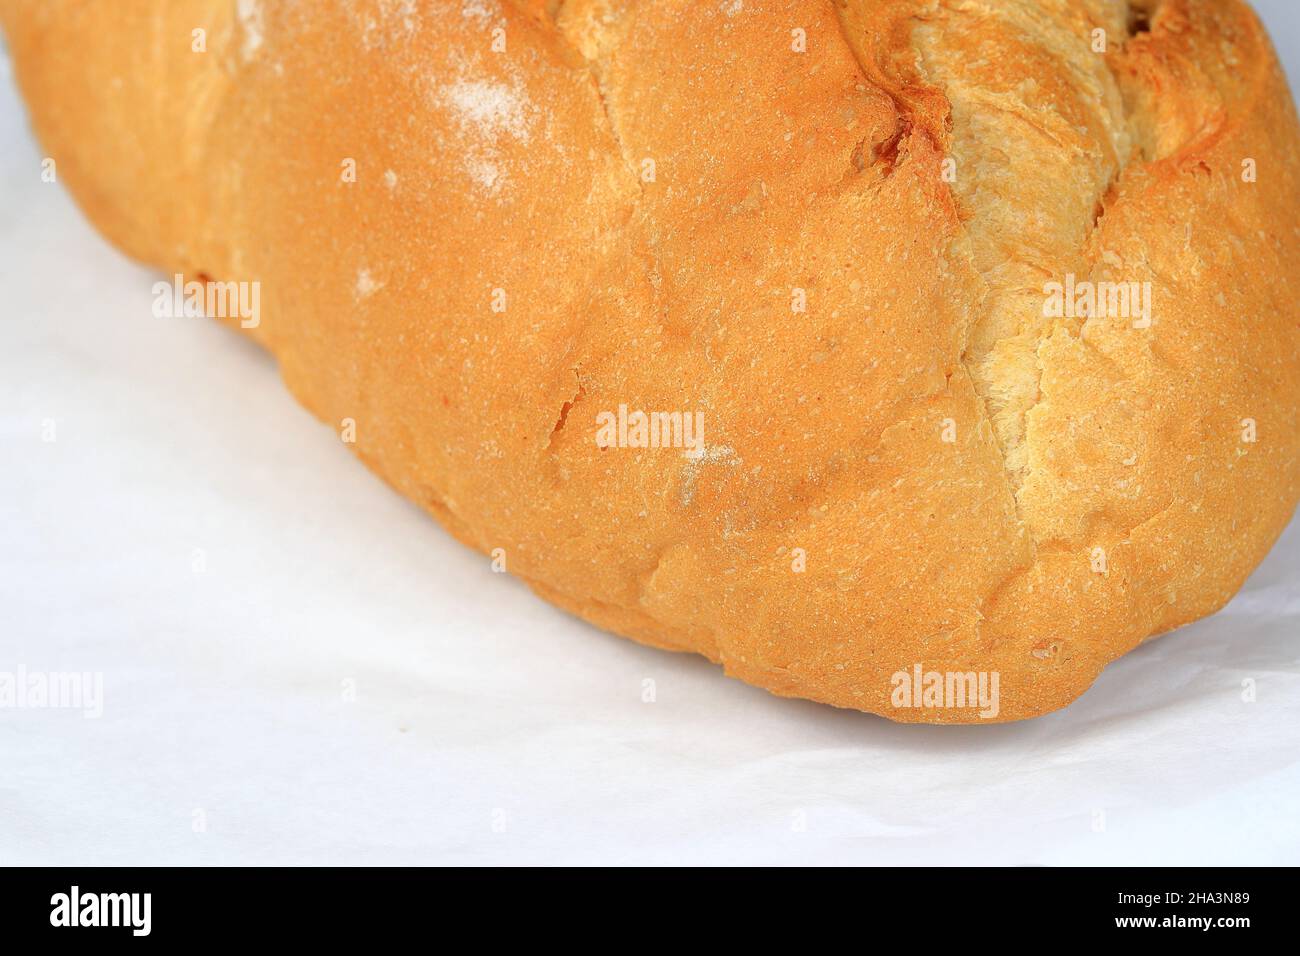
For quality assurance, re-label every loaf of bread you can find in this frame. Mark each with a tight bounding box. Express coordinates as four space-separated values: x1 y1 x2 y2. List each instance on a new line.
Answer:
4 0 1298 722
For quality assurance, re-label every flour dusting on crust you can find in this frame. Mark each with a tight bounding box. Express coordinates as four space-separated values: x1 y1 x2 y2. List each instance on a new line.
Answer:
461 0 501 25
236 0 264 61
438 72 535 197
358 0 423 50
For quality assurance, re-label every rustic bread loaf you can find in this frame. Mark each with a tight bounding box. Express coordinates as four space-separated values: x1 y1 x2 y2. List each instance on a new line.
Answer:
4 0 1298 721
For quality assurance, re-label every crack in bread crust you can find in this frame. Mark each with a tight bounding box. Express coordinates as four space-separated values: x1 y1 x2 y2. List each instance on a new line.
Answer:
831 0 1146 541
910 0 1137 520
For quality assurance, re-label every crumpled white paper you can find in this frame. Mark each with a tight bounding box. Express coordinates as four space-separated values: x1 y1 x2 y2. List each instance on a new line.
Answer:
2 17 1298 866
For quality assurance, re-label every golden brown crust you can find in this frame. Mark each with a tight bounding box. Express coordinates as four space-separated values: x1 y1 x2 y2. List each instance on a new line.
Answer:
3 0 1298 721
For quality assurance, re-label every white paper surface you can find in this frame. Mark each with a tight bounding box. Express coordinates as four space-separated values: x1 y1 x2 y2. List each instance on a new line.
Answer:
2 7 1299 866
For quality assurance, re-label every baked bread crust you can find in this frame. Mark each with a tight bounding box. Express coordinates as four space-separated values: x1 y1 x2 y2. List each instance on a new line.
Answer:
4 0 1298 721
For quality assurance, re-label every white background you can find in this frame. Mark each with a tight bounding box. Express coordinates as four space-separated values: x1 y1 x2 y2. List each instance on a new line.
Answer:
2 3 1299 866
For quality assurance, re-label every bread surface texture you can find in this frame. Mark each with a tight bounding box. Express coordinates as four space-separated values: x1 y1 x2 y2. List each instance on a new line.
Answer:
3 0 1298 722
